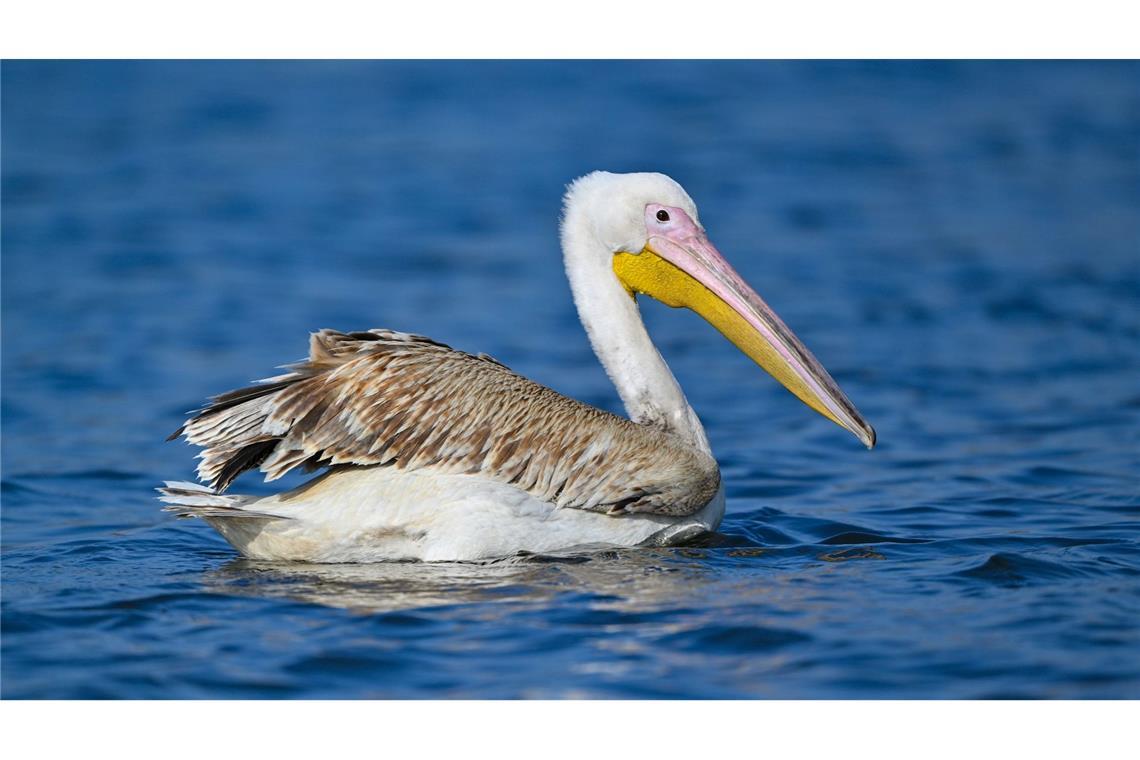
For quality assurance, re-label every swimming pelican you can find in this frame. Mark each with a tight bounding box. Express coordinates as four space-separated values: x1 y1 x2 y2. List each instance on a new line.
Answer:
160 171 874 562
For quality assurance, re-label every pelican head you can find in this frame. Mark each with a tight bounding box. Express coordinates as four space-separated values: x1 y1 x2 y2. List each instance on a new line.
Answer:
561 171 875 448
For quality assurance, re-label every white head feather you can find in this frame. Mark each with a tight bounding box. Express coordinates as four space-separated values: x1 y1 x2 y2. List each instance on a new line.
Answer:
560 171 702 259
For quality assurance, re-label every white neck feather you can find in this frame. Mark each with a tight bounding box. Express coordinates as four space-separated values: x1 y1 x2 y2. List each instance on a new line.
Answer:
561 214 712 456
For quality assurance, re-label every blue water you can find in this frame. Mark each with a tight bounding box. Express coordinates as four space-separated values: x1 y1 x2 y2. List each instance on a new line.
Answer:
2 61 1139 699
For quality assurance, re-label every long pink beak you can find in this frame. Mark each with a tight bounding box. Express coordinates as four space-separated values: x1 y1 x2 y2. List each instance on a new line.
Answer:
642 204 875 448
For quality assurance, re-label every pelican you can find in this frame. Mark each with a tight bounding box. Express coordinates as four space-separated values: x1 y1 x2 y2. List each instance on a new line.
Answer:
161 171 874 562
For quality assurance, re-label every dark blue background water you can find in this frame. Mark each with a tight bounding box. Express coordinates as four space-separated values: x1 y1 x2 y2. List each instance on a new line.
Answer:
3 61 1138 698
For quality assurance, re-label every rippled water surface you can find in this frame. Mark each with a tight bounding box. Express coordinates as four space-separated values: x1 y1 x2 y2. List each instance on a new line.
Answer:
3 61 1139 698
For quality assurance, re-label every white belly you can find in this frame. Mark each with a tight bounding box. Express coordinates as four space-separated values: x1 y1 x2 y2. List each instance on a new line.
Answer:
204 467 725 563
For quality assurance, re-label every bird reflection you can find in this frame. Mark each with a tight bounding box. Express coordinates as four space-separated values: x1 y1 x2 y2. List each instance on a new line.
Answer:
203 541 723 614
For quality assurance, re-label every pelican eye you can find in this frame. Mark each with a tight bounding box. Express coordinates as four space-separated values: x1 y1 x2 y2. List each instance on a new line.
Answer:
656 209 670 222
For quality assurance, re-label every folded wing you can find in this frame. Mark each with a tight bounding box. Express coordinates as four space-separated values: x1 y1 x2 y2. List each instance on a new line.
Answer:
170 329 719 516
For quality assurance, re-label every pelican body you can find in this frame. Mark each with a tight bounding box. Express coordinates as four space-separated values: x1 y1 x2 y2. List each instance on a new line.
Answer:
161 172 874 562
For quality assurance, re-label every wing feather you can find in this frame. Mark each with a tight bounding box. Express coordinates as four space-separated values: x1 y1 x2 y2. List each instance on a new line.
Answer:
172 329 719 516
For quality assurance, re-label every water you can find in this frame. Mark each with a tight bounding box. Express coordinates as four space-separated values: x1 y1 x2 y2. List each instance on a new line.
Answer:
2 61 1138 699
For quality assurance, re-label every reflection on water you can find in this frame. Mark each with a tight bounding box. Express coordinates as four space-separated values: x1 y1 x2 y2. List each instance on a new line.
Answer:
206 546 721 614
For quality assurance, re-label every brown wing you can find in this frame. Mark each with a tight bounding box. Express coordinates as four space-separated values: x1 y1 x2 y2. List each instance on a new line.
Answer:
170 329 720 516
